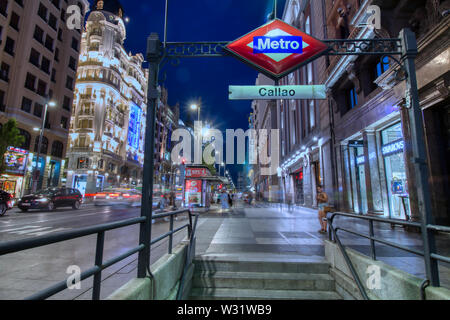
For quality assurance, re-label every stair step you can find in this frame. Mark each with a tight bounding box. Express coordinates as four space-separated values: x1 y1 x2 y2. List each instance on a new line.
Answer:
194 259 330 274
190 288 342 300
193 271 335 291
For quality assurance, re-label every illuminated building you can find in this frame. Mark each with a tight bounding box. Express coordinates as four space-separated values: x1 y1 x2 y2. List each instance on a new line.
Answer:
275 0 450 225
0 0 89 197
66 0 147 196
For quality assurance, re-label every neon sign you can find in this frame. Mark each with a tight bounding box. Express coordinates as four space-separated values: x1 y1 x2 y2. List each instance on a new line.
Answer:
127 104 142 151
382 140 404 157
253 36 303 54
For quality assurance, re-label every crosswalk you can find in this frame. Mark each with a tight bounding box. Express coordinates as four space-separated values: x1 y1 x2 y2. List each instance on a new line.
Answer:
1 225 70 237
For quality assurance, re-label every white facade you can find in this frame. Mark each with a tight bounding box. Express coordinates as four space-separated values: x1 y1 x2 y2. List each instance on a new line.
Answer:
66 6 148 196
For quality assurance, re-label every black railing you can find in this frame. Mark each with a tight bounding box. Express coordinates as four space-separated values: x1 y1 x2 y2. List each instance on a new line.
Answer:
0 208 196 300
328 212 450 300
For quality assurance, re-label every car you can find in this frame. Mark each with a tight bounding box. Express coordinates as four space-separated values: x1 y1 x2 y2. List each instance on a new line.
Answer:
0 190 14 216
94 189 142 207
17 188 82 212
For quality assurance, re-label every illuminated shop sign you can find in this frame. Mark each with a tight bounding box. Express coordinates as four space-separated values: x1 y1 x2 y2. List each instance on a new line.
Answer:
127 104 142 151
5 146 29 174
382 140 404 157
356 155 365 165
185 168 210 178
225 19 329 79
253 36 303 54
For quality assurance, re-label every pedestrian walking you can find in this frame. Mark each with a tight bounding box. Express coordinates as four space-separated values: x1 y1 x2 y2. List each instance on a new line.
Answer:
316 185 329 233
220 190 229 211
228 192 233 208
287 192 293 212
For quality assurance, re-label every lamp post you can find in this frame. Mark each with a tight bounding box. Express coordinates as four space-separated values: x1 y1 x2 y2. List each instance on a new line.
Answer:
190 98 201 122
32 101 56 193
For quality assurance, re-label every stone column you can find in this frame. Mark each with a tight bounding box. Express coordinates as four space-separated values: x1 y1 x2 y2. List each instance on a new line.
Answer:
363 130 384 215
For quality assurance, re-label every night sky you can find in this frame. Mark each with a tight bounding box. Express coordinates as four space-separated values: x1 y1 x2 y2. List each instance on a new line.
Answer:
87 0 287 183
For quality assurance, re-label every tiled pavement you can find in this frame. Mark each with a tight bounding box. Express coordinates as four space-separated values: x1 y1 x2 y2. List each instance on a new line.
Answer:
195 202 450 289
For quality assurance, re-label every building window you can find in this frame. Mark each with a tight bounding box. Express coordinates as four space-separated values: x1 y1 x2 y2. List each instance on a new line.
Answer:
381 123 409 220
33 25 44 43
0 0 8 17
4 37 15 56
66 76 74 90
0 62 10 82
34 136 49 154
60 116 68 129
9 11 20 31
33 102 43 118
29 48 40 67
21 97 32 113
51 141 64 158
347 86 358 110
18 129 31 150
38 3 48 22
375 56 390 78
25 73 36 91
77 157 90 169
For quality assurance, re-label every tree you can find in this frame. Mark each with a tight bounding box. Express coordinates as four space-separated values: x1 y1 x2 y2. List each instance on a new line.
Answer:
0 119 25 174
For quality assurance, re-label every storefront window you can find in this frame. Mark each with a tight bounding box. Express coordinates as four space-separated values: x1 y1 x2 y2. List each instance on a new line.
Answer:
382 123 410 220
292 169 304 204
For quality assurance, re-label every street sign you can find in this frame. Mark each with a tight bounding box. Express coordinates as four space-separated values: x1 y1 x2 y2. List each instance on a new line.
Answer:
225 19 329 79
229 85 327 100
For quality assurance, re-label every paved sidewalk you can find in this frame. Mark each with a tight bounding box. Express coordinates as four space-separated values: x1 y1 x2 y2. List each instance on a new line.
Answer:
195 203 450 288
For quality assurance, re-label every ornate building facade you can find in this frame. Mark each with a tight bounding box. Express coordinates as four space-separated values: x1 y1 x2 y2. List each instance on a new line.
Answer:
66 0 148 196
275 0 450 225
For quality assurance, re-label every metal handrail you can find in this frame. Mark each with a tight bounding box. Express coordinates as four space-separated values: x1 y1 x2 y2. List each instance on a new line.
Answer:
0 208 195 300
328 211 450 298
177 213 199 300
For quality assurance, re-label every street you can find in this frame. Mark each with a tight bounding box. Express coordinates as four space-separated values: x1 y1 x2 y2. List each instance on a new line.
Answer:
0 204 192 300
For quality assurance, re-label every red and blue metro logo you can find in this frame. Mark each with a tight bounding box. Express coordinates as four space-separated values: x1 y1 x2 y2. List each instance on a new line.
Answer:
225 19 329 79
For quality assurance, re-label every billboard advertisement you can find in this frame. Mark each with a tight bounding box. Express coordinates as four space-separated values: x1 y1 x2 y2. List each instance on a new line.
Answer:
127 103 142 153
5 147 29 175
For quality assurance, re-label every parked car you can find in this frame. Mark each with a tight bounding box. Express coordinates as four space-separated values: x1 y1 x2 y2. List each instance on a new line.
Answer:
94 189 142 207
17 188 82 212
0 190 14 216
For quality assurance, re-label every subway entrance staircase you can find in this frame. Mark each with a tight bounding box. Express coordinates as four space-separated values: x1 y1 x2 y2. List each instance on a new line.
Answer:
189 255 342 300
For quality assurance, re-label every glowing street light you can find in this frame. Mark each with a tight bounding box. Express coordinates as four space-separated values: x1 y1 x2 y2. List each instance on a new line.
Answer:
32 100 56 193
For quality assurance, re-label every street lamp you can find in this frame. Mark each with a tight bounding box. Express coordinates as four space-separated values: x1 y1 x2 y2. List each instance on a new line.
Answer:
32 100 56 193
190 103 200 122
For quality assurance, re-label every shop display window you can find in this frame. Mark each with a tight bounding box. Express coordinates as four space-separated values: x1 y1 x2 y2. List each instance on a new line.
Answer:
382 123 410 220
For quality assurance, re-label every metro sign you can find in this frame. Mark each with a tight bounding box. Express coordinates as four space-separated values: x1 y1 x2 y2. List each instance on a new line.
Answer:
225 19 330 79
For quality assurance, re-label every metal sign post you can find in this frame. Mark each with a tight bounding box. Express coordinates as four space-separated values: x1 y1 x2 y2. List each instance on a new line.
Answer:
400 29 439 286
137 33 162 278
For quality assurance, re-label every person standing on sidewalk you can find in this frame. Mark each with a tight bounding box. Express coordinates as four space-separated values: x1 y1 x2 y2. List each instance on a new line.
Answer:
228 192 233 208
287 192 293 212
220 190 229 212
317 185 329 233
